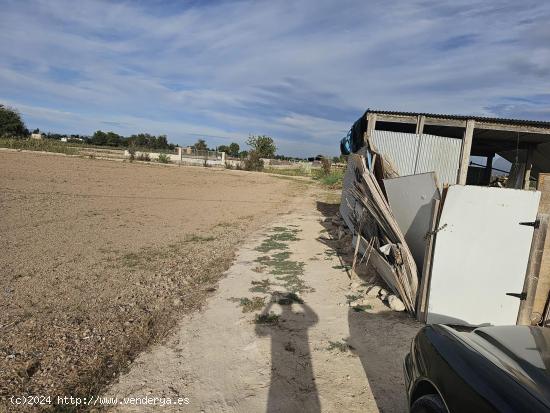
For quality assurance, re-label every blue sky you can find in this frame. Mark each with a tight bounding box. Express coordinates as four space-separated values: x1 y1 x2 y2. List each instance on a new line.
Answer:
1 0 549 157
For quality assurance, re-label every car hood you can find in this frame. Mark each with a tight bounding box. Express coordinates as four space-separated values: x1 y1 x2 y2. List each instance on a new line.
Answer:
457 325 550 407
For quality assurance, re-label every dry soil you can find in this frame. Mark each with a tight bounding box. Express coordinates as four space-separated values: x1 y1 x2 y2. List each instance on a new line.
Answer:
0 151 305 411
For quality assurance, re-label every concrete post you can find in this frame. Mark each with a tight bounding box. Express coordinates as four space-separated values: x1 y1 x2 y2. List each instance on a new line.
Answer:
458 119 475 185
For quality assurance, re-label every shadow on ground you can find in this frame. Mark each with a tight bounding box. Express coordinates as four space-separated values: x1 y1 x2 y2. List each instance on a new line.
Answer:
316 200 421 413
348 308 420 412
256 299 320 412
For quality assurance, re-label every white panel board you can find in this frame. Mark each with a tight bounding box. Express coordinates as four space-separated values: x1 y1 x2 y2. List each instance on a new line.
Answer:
383 173 440 272
427 186 540 326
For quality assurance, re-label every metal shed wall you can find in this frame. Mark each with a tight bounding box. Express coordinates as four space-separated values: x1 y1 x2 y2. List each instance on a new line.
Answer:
370 131 462 186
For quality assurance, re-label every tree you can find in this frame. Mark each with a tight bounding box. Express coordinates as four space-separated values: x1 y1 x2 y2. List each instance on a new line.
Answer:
156 135 168 149
91 130 108 145
246 135 276 158
217 145 229 153
0 105 27 137
228 142 240 157
105 132 123 146
244 150 264 171
192 139 208 151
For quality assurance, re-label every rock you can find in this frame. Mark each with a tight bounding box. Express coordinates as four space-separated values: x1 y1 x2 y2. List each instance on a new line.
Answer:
337 227 345 240
366 286 381 297
388 295 406 311
358 298 372 306
378 288 389 301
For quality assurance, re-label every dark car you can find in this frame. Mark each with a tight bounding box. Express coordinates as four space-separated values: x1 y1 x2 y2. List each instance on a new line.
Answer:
404 324 550 413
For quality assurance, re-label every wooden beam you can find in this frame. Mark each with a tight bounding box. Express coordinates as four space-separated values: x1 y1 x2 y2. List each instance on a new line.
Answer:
458 119 475 185
517 214 549 325
530 174 550 324
524 145 535 190
415 115 425 135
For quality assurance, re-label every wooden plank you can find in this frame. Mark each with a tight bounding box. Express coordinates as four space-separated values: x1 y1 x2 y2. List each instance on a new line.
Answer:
529 174 550 324
457 119 475 185
517 214 549 325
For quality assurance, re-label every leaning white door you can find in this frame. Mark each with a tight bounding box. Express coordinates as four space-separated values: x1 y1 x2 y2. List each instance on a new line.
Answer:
427 186 540 326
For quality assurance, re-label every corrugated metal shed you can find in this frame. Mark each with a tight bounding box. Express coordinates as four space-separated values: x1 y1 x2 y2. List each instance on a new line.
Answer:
371 130 462 186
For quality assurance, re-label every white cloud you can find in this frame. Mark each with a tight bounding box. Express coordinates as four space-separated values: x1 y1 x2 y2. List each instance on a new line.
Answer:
1 0 549 157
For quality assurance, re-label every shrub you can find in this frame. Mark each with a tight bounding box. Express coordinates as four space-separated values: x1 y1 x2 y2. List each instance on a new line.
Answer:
157 153 170 163
321 158 332 175
136 152 151 161
319 170 344 188
128 148 136 161
244 151 264 171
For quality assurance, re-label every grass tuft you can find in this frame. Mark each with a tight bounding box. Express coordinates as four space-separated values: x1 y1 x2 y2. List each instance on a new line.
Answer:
352 305 372 312
229 296 265 313
249 279 272 293
184 234 215 242
327 340 353 352
345 294 363 304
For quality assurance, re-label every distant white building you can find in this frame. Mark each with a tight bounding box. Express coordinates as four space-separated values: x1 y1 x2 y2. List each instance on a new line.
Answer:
30 133 42 140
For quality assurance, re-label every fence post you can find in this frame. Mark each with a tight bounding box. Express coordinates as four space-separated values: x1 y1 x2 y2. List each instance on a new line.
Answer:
517 213 549 325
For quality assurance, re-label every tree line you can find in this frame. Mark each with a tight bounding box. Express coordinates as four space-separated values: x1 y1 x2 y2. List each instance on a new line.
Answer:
0 104 280 166
90 131 174 149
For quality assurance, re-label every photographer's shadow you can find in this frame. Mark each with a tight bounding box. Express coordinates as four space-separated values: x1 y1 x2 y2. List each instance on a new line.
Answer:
255 297 320 413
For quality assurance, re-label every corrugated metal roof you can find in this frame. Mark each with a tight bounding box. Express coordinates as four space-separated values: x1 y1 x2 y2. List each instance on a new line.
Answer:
367 109 550 128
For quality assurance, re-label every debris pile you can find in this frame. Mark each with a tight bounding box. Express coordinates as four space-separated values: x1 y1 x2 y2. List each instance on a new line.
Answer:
338 149 418 314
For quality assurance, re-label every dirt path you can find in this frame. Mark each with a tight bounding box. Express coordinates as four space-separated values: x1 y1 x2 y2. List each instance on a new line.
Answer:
105 192 421 412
